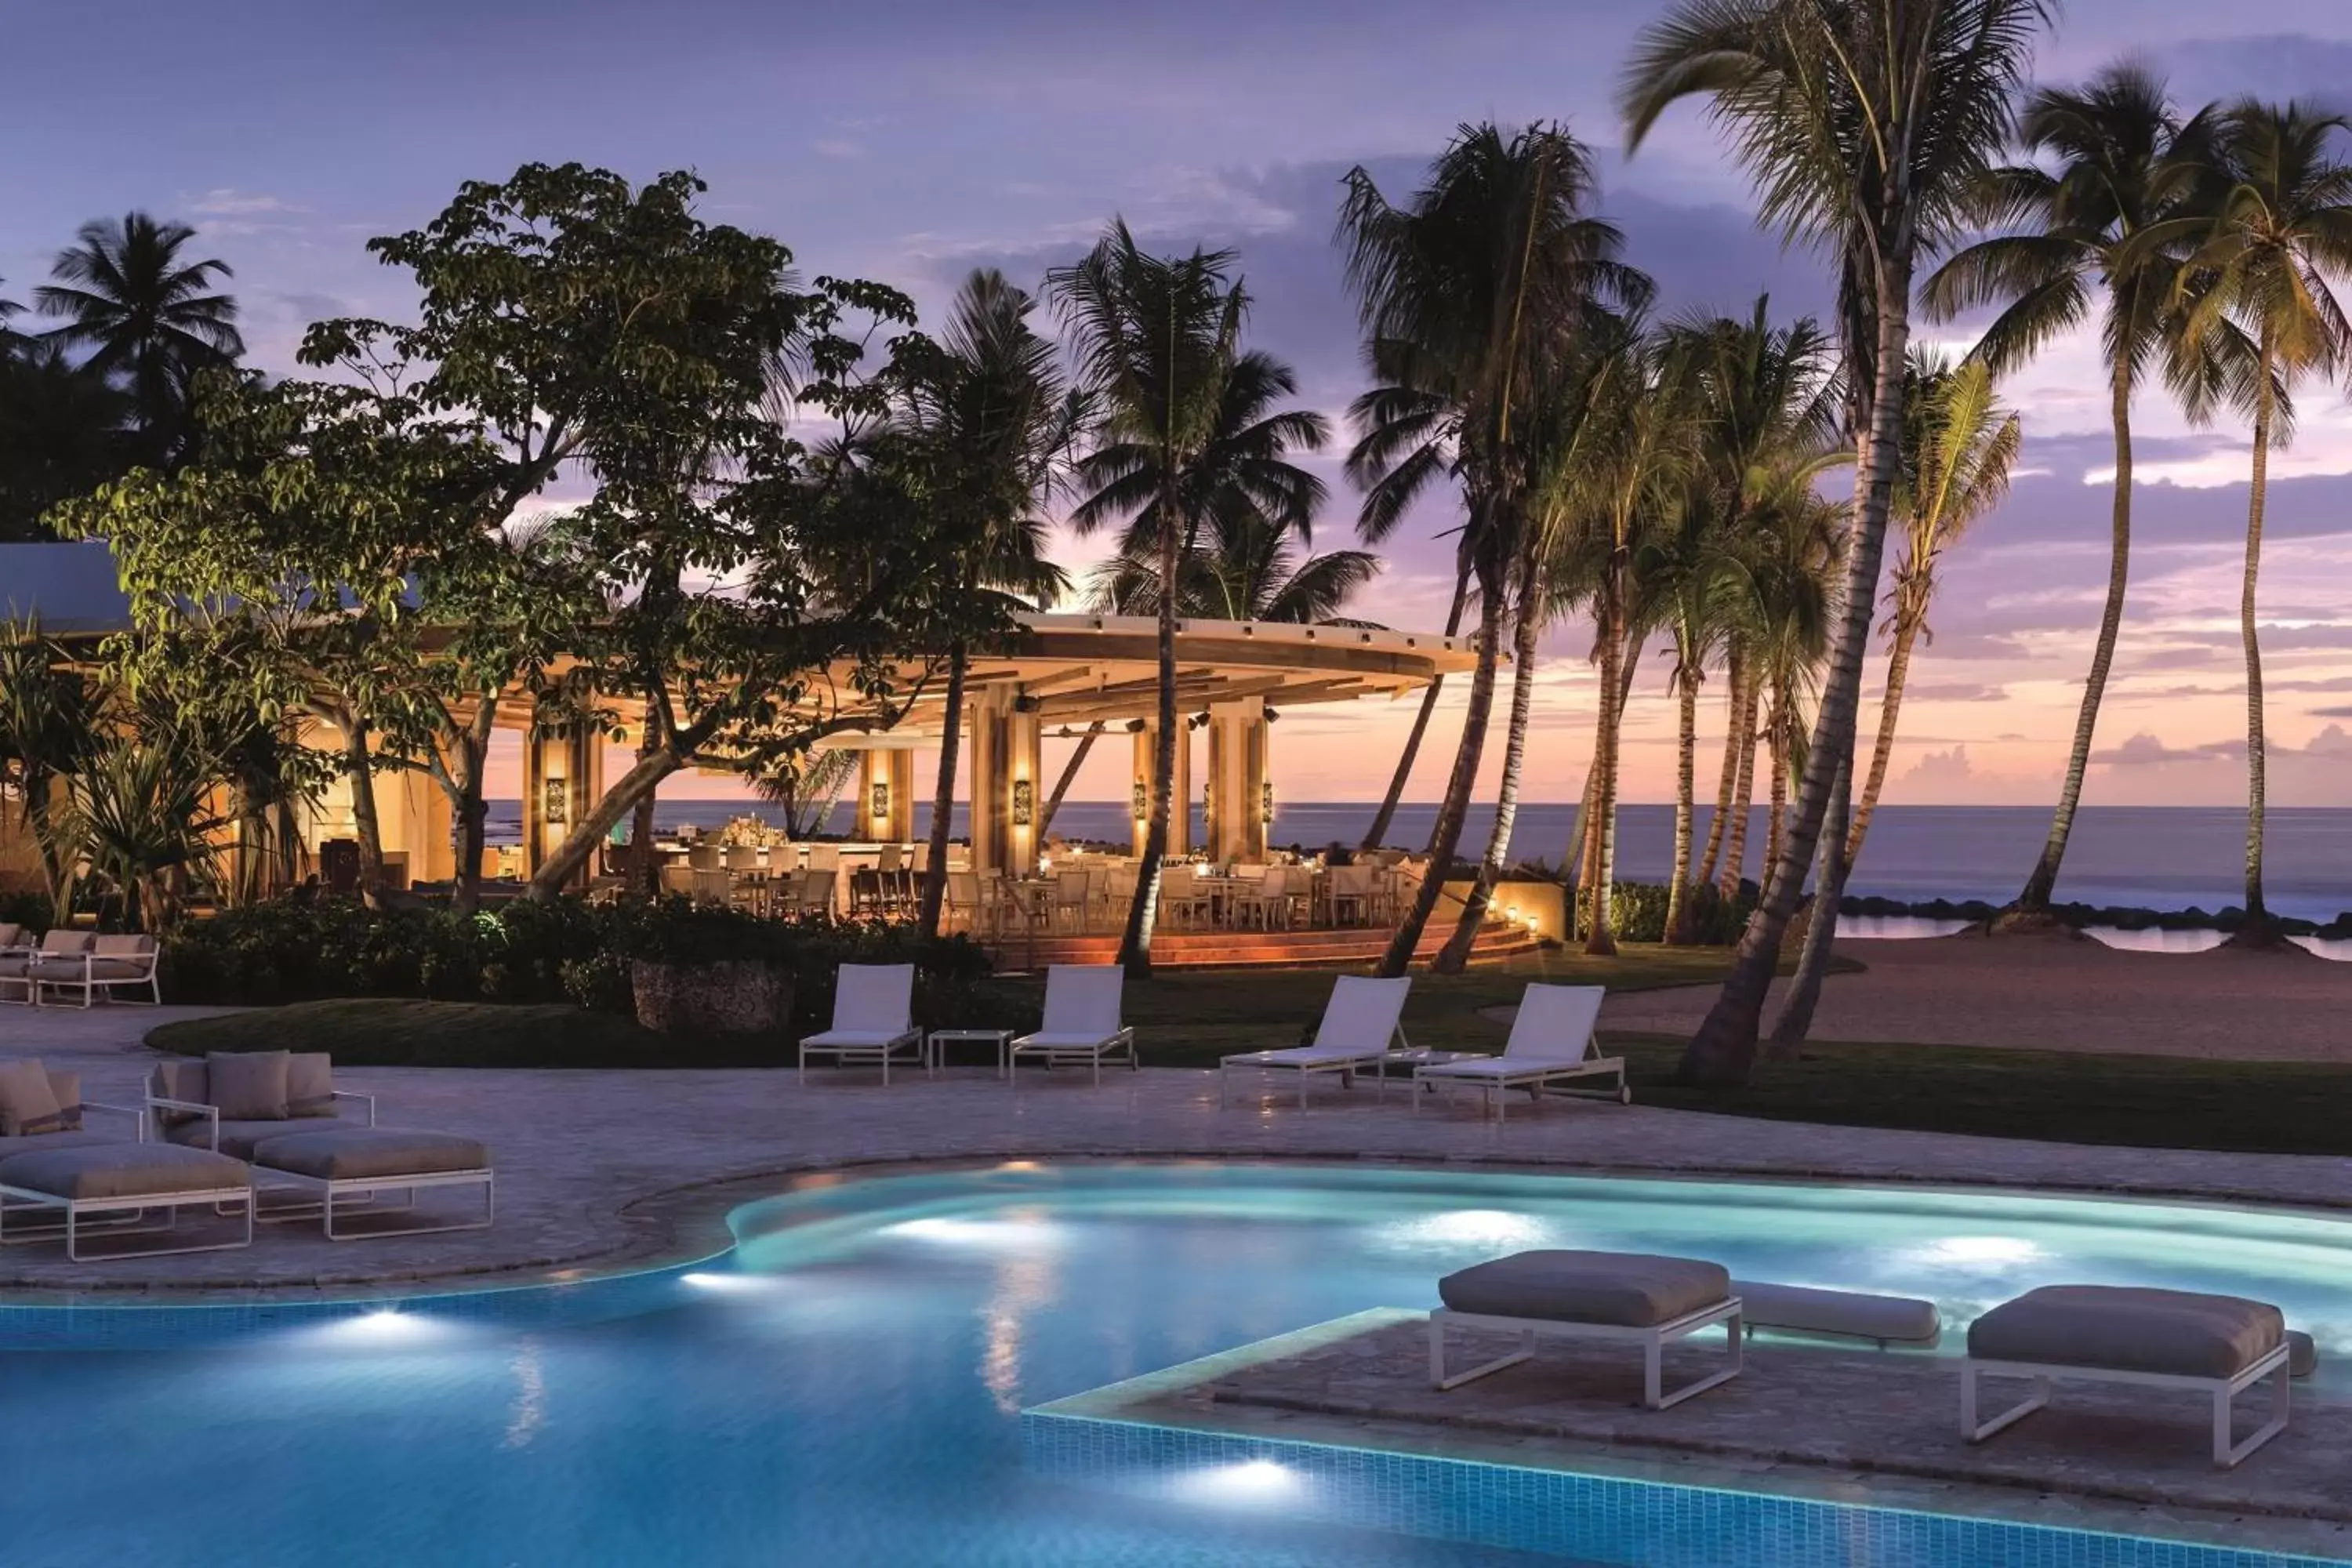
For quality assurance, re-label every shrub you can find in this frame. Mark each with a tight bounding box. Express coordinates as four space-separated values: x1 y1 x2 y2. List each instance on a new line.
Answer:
1570 880 1756 945
158 894 998 1033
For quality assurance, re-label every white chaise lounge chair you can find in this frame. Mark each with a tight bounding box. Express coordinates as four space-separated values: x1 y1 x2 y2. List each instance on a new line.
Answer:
1429 1248 1744 1410
1413 982 1625 1120
798 964 925 1085
1007 964 1136 1087
1218 975 1411 1110
1962 1284 2292 1468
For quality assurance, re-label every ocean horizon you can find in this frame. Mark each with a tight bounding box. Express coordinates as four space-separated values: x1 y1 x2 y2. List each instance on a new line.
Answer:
481 800 2352 924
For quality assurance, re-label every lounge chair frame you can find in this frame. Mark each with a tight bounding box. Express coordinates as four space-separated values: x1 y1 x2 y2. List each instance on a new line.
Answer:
1411 982 1627 1120
26 945 162 1008
1218 975 1412 1110
1962 1345 2291 1468
1429 1298 1745 1410
797 964 925 1085
0 1178 253 1261
255 1163 495 1241
1008 966 1136 1087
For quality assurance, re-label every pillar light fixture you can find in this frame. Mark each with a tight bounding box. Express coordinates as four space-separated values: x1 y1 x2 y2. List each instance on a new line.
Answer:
1011 779 1034 826
869 780 891 822
1131 782 1149 821
542 776 568 826
1261 781 1276 824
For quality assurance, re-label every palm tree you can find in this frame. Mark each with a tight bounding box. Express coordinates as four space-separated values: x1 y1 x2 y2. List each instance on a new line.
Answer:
897 270 1077 938
1051 227 1327 975
1624 0 2050 1084
37 213 243 468
1925 65 2223 920
1846 355 2022 862
1340 121 1646 976
0 339 131 540
1358 557 1469 851
2133 101 2352 938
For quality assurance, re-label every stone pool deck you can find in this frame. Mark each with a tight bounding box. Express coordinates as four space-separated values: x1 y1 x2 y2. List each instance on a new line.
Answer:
1073 1309 2352 1562
8 1000 2352 1297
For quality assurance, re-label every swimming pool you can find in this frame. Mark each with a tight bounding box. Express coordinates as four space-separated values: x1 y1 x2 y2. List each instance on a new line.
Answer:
3 1163 2347 1566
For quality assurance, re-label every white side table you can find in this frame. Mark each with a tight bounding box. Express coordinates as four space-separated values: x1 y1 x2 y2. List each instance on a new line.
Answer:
927 1028 1017 1079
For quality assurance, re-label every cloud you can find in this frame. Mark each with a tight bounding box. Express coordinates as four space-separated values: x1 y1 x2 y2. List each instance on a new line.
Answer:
814 138 864 160
1907 681 2008 702
190 188 301 218
1897 745 1975 787
2094 732 2232 766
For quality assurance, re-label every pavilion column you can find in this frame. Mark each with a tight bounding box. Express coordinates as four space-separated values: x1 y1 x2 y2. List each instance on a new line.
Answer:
522 712 604 888
1131 720 1190 860
1206 696 1269 863
856 748 915 842
1007 701 1042 873
967 690 1008 876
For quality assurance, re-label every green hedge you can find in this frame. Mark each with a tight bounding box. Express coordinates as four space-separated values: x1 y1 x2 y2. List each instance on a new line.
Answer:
159 895 1011 1035
1572 879 1756 945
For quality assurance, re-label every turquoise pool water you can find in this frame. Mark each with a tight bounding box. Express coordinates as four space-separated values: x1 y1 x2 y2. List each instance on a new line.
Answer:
3 1163 2347 1566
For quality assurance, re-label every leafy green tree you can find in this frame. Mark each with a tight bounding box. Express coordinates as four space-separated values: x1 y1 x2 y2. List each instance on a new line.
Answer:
1050 223 1327 975
1846 355 2021 863
1340 121 1645 976
36 212 241 468
1624 0 2051 1083
0 622 97 916
1927 65 2226 920
0 340 129 541
2133 101 2352 938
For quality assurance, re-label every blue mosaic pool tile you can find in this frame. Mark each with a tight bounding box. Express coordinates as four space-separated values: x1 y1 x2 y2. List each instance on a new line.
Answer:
1021 1411 2350 1568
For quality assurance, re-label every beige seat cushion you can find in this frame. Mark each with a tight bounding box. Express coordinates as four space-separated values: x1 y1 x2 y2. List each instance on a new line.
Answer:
253 1127 490 1181
0 1130 122 1159
0 1142 248 1201
206 1051 292 1121
30 957 150 981
1439 1250 1732 1328
166 1115 358 1161
1968 1285 2284 1379
286 1054 337 1117
0 1060 65 1138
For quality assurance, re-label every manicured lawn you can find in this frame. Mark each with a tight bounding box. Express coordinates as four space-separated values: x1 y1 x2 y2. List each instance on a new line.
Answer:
150 946 2352 1156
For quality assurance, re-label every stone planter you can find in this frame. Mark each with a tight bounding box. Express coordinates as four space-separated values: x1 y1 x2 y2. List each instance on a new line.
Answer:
631 958 792 1036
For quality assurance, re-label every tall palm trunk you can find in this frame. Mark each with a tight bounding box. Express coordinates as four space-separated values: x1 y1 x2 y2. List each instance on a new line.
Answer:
1037 723 1102 840
1846 607 1922 865
1436 572 1541 972
917 642 970 938
1679 253 1913 1087
1380 565 1507 975
1764 701 1787 877
1362 564 1470 851
1664 660 1700 944
1584 567 1627 957
1117 519 1181 975
1563 760 1599 935
1697 647 1744 887
1718 665 1760 898
2016 358 2134 916
2239 338 2274 930
1766 748 1852 1059
448 709 495 918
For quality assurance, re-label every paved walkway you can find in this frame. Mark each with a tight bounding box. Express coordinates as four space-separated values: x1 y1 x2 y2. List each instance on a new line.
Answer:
3 996 2350 1298
1603 931 2352 1059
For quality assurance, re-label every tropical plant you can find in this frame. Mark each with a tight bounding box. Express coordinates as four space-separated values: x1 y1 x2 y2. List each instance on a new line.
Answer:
1845 354 2022 862
1624 0 2052 1083
1051 223 1327 975
1339 120 1646 976
0 622 96 916
1925 64 2226 920
36 212 241 467
2132 100 2352 937
61 712 228 931
0 339 130 541
895 269 1079 938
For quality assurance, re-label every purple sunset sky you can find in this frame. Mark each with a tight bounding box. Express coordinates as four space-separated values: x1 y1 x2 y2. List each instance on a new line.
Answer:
8 0 2352 805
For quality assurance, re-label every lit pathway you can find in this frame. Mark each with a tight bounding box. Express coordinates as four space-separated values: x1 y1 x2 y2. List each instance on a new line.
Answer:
0 998 2343 1296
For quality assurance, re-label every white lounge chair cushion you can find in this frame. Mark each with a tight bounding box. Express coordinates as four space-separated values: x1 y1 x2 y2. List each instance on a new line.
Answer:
1228 1043 1383 1068
1439 1250 1731 1329
253 1127 490 1181
1039 965 1125 1037
0 1142 247 1201
800 1029 915 1048
1731 1279 1940 1345
1315 975 1410 1053
1417 1055 1600 1080
1501 983 1606 1061
829 964 916 1036
1968 1285 2283 1379
1013 1030 1123 1050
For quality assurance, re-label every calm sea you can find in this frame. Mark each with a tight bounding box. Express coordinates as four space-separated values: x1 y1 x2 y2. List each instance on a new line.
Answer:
483 800 2352 922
